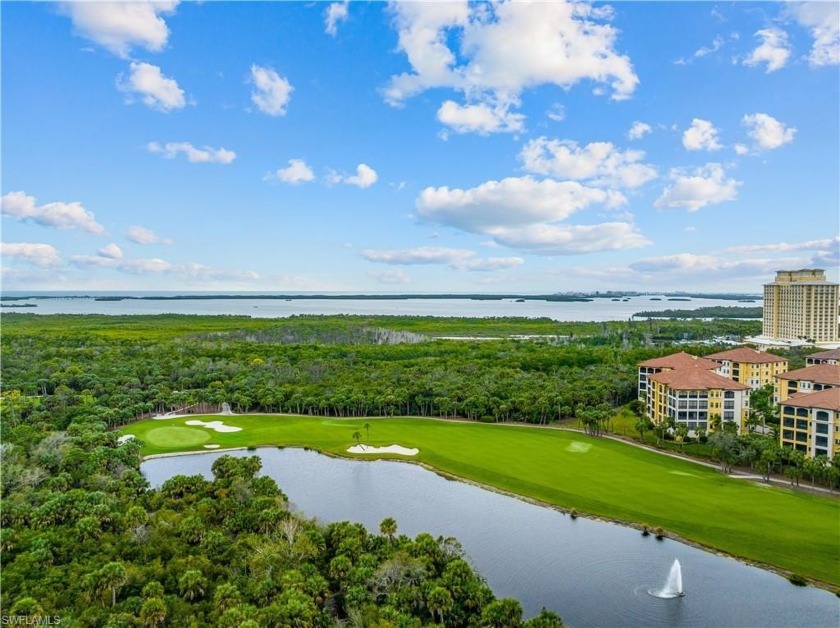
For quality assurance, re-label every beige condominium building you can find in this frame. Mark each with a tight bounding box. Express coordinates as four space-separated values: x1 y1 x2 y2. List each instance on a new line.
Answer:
780 388 840 459
705 347 788 391
762 269 839 345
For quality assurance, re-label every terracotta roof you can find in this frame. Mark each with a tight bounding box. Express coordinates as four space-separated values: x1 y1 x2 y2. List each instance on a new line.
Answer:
776 364 840 386
638 351 718 370
782 388 840 412
705 347 787 364
648 368 750 391
807 349 840 361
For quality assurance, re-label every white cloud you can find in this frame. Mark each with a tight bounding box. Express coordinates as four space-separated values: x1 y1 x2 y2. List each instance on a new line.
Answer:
627 121 652 140
98 243 123 259
267 159 315 184
436 100 525 134
630 253 791 277
682 118 723 151
368 269 411 284
147 141 236 164
126 225 172 245
117 62 186 112
329 164 378 188
250 65 293 116
362 246 522 272
417 176 625 233
384 1 637 133
71 252 259 280
742 113 796 150
1 191 105 234
788 2 839 66
546 103 566 122
0 242 62 267
484 222 650 255
59 1 178 58
724 236 839 255
734 143 749 155
519 138 657 188
325 1 349 36
743 28 791 72
676 35 725 65
654 163 741 211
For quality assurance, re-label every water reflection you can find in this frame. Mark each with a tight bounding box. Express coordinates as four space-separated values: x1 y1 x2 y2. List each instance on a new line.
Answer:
142 448 839 627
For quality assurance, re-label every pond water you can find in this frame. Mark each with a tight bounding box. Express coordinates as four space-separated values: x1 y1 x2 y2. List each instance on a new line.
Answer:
141 448 839 627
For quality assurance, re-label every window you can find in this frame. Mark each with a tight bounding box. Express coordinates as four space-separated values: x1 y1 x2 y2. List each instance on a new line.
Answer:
795 432 808 442
783 430 794 440
815 436 828 447
816 423 829 434
783 418 794 427
816 410 829 421
796 419 808 430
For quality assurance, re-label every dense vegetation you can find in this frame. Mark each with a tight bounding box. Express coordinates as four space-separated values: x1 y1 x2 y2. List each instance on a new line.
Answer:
633 306 762 319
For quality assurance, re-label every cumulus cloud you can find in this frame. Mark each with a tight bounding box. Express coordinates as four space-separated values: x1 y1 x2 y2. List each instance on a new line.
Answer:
59 1 178 58
117 62 186 112
0 242 62 267
250 65 293 116
417 176 625 233
126 225 172 245
682 118 723 151
384 1 637 133
1 191 105 234
788 2 839 66
362 246 522 272
519 138 657 188
98 243 123 259
368 269 411 284
743 28 791 72
485 222 650 255
436 100 525 134
627 121 652 140
266 159 315 184
325 1 349 36
147 141 236 164
328 164 378 188
546 103 566 122
654 163 741 211
742 113 796 150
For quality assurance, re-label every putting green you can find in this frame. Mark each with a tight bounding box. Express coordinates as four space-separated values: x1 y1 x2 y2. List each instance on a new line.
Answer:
144 426 211 448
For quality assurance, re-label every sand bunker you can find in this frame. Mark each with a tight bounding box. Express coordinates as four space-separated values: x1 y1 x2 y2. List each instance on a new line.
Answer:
117 434 135 444
566 441 592 453
203 444 221 449
185 419 242 433
347 444 419 456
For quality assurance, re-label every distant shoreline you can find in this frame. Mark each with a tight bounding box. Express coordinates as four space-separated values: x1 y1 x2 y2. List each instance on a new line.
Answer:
1 292 762 302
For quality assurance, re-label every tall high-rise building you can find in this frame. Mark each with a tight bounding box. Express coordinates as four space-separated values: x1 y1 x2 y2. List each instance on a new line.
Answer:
762 269 839 344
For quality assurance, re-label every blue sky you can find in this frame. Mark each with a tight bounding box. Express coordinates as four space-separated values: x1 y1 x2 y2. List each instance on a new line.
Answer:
2 1 838 293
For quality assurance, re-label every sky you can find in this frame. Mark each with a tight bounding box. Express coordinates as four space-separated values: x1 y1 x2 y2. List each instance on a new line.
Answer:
1 0 838 294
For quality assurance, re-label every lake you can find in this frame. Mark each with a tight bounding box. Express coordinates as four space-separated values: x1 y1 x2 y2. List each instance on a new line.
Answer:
141 448 839 627
1 294 760 322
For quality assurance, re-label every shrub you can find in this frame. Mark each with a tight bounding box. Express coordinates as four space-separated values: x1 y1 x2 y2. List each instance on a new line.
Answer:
654 527 665 540
788 574 807 587
641 524 650 537
478 415 496 423
569 508 578 519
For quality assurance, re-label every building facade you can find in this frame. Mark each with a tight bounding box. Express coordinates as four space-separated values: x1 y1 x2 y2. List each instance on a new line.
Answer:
779 388 840 459
762 269 839 344
705 347 788 390
637 352 719 401
646 368 751 434
806 348 840 366
774 364 840 403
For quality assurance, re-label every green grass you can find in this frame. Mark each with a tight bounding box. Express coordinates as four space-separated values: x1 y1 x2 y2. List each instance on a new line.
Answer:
144 426 211 448
122 414 840 586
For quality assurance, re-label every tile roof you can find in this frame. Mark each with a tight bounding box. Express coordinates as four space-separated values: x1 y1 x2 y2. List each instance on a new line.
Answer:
807 349 840 361
638 351 718 370
648 368 751 391
782 388 840 412
776 364 840 386
705 347 787 364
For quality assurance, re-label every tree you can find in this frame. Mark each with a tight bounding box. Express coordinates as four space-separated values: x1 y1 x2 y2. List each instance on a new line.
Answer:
364 422 371 440
99 561 128 607
179 569 207 601
427 586 453 624
480 598 523 628
352 431 362 447
140 598 167 628
380 516 397 541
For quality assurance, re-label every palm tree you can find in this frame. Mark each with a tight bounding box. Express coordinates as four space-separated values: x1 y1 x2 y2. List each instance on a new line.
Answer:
352 431 362 447
380 516 397 541
99 561 128 607
427 586 453 624
179 569 207 601
140 598 167 628
364 422 371 440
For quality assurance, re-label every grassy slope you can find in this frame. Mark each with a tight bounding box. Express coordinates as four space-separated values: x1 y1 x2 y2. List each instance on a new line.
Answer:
123 414 840 586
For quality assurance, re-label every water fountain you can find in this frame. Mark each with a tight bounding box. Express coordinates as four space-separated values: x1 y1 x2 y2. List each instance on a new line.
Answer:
650 559 685 598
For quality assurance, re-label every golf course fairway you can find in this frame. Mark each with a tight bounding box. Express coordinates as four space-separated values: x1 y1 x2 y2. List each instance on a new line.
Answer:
121 414 840 588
